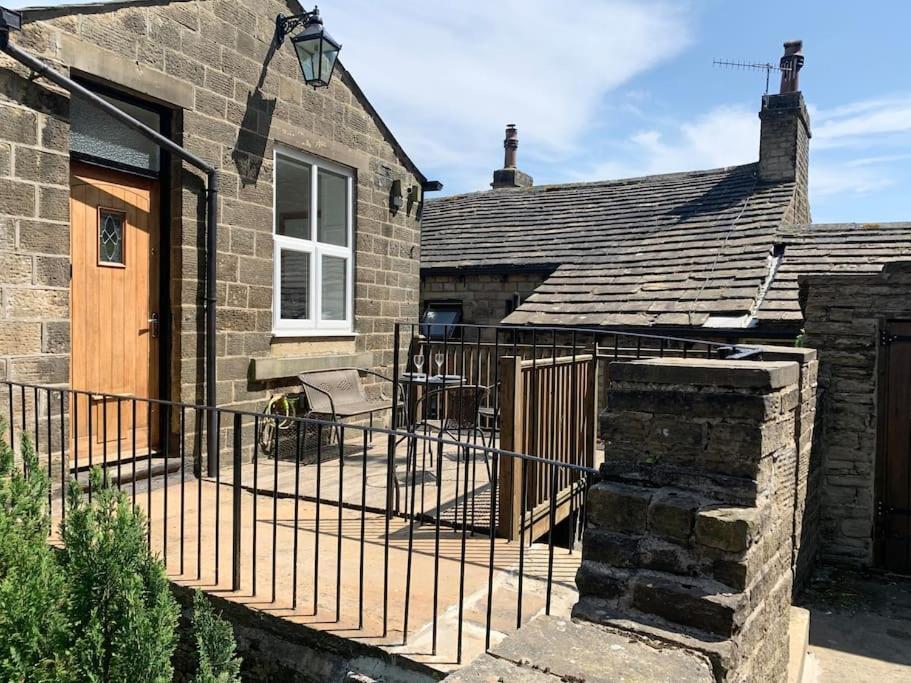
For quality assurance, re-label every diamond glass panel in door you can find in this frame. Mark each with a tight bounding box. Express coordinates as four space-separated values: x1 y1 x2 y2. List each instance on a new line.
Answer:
317 168 347 246
280 250 311 320
320 255 347 320
98 209 125 265
276 156 311 240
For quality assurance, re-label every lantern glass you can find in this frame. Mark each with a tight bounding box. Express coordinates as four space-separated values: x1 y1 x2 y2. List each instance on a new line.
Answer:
292 26 340 88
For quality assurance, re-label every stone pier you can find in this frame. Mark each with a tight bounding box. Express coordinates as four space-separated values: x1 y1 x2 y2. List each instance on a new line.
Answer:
575 357 804 682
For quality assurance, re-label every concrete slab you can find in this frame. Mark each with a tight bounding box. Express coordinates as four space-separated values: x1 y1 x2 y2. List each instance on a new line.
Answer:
799 567 911 683
448 615 714 683
789 606 810 683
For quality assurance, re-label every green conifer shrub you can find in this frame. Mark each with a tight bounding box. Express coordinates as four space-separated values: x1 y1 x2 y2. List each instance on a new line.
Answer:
0 427 73 682
61 471 179 682
190 590 242 683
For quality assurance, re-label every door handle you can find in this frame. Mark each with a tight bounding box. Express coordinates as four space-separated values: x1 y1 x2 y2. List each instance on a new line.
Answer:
149 313 160 339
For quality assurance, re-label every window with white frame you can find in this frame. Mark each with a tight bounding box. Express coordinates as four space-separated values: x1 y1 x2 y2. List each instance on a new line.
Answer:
273 148 354 335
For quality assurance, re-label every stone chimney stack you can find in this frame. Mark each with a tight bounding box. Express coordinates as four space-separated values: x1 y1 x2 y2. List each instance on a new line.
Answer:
759 40 811 222
492 124 533 189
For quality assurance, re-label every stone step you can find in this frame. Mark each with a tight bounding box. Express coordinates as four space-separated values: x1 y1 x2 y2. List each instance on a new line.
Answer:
630 571 748 638
73 456 183 492
576 562 748 639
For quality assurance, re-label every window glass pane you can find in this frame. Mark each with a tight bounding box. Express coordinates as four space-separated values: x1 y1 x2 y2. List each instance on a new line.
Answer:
420 307 462 339
276 156 311 240
280 250 310 320
98 209 125 264
70 93 161 173
317 168 347 246
320 255 346 320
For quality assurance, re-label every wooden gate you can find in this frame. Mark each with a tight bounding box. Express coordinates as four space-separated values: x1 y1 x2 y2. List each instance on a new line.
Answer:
876 320 911 573
497 354 598 541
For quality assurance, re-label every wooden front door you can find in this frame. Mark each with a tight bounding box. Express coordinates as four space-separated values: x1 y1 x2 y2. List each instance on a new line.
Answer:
70 162 160 455
876 320 911 573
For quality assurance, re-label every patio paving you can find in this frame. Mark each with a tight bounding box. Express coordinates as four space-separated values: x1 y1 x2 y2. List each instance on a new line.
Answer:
53 432 581 673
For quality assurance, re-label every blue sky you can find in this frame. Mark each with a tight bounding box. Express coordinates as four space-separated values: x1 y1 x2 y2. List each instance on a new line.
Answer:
9 1 911 223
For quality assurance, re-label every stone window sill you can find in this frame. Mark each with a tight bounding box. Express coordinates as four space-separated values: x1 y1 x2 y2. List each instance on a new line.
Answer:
251 351 374 382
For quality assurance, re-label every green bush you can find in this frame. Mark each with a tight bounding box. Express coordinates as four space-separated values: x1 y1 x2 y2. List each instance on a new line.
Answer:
0 431 73 683
191 590 242 683
62 471 179 683
0 420 240 682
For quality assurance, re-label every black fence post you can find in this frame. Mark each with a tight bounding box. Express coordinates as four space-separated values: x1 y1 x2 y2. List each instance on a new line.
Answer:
232 412 242 592
386 323 401 519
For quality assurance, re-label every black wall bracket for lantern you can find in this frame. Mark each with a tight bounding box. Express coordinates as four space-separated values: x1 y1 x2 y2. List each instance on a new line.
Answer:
275 6 341 89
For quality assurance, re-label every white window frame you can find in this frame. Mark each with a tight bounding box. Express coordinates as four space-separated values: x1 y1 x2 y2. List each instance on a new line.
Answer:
272 146 355 337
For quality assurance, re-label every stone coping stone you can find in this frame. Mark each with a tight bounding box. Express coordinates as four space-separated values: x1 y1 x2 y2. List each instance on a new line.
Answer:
252 351 375 381
752 344 818 363
609 357 799 390
445 615 714 683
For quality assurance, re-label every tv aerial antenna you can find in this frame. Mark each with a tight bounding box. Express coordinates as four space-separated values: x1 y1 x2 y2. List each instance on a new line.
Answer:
712 58 792 94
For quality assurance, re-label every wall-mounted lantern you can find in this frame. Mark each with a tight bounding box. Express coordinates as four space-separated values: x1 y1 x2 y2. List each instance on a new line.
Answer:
0 6 22 48
390 179 404 214
275 6 341 89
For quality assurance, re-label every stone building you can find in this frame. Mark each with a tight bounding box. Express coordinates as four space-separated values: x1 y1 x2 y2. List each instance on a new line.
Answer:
800 258 911 573
0 1 432 458
420 42 909 343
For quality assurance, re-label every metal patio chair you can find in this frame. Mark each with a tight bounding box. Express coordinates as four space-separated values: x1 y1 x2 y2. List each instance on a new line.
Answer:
412 384 492 479
297 368 403 437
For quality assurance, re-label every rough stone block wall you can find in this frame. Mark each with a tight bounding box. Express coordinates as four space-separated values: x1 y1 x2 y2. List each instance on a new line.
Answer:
0 44 72 487
754 345 820 592
575 357 802 682
801 262 911 567
1 0 425 465
759 91 811 225
0 51 70 389
420 271 550 330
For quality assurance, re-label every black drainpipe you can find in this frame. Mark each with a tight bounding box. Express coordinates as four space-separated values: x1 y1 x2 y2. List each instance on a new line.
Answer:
1 30 221 477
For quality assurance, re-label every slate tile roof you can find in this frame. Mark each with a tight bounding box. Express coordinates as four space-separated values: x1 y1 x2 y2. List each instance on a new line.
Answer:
756 222 911 323
423 163 798 327
422 165 911 329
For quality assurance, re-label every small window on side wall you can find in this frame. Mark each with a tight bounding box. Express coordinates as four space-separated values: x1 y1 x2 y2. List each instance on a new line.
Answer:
421 302 462 340
273 147 354 336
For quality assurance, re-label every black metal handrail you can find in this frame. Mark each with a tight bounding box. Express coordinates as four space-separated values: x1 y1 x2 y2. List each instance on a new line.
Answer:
1 378 596 666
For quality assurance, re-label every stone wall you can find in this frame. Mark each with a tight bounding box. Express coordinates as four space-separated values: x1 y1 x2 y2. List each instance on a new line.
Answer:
759 91 811 225
170 584 440 683
754 345 820 591
0 1 425 461
420 271 550 330
800 262 911 567
0 48 71 388
576 357 803 682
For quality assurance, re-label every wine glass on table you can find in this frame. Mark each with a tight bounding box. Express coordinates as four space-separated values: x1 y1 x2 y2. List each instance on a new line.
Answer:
434 352 444 377
413 353 424 377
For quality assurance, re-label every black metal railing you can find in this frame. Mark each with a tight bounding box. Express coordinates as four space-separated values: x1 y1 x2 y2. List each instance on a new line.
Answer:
394 321 759 444
1 379 597 666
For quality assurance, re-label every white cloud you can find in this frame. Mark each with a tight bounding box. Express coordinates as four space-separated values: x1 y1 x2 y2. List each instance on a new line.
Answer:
570 95 911 214
327 0 692 187
576 104 758 181
813 96 911 150
810 155 907 198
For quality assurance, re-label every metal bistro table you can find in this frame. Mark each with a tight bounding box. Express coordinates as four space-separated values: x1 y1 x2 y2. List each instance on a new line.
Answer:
398 372 466 430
